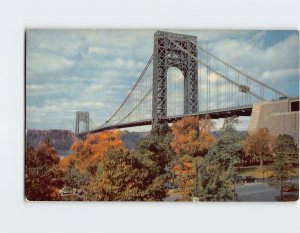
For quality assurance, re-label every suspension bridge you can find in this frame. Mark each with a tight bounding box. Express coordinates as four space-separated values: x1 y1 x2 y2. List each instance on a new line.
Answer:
75 31 290 137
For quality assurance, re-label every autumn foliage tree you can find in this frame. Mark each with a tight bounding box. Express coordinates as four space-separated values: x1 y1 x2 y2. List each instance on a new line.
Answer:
173 155 198 201
58 130 126 200
59 154 77 172
170 116 215 200
84 149 167 201
243 128 274 167
25 143 63 201
171 116 215 157
82 123 173 201
68 130 125 175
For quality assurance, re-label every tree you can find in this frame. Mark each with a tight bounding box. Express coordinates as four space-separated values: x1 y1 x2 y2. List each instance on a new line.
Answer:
70 130 125 175
134 121 174 174
84 149 167 201
171 116 215 157
173 155 206 201
59 154 77 172
199 116 243 201
84 123 174 201
270 134 298 200
170 116 215 200
58 130 126 200
25 143 63 201
63 162 89 191
243 128 274 167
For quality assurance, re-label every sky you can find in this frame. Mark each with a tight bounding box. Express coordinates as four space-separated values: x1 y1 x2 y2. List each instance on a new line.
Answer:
26 30 299 132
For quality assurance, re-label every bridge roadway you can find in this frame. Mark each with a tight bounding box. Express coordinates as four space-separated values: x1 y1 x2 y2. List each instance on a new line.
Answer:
78 104 253 137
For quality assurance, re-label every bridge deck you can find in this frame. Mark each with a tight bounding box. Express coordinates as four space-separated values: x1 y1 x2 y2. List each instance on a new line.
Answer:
79 104 252 136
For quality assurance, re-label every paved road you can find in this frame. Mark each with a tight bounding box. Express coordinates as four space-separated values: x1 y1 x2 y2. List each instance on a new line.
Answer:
236 182 281 201
236 181 299 201
165 183 286 201
163 178 299 201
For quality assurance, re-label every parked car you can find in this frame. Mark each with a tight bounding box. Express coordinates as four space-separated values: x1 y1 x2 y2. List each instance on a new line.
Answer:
244 176 256 183
234 175 246 184
164 182 178 189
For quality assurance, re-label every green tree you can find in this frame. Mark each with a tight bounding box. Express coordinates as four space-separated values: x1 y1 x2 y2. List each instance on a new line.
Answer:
60 163 90 201
199 116 243 201
63 162 89 190
25 143 63 201
84 149 167 201
270 134 298 200
134 121 174 174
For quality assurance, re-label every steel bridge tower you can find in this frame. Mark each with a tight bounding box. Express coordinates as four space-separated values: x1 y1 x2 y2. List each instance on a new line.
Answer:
75 111 89 136
152 31 198 122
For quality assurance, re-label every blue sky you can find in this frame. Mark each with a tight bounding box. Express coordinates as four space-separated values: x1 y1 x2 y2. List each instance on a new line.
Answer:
26 30 299 132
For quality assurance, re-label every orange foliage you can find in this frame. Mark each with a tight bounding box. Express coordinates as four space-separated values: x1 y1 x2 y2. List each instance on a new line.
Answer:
174 162 193 174
183 162 192 169
174 165 184 174
25 143 63 201
59 155 76 172
171 116 215 157
243 128 274 166
70 130 126 174
173 160 195 201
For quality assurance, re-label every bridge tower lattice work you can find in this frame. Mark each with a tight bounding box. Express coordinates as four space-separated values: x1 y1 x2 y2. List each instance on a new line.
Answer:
152 31 198 121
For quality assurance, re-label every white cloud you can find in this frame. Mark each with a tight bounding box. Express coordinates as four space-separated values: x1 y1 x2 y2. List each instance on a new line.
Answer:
27 52 74 74
262 68 299 81
27 83 54 94
79 101 106 109
26 83 66 96
88 46 127 57
88 84 105 92
264 34 299 70
100 58 145 70
207 33 299 80
27 30 86 57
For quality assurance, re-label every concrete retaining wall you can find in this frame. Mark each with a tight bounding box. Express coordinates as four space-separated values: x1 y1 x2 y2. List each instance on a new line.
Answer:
249 99 299 144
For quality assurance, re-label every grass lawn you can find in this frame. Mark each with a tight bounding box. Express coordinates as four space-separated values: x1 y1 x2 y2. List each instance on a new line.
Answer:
238 165 299 179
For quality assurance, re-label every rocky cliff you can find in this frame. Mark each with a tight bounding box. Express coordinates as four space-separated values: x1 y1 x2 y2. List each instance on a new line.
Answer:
26 129 78 151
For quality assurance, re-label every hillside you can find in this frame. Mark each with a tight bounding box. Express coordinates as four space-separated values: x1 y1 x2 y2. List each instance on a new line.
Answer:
26 129 78 151
121 131 150 151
